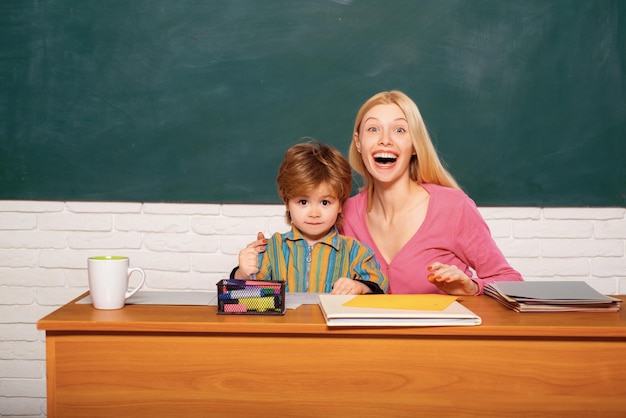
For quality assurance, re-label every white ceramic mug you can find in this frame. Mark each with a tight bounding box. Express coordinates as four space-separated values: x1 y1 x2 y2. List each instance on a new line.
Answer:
87 256 146 310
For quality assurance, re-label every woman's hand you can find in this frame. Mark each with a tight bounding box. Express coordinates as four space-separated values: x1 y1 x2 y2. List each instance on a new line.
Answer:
234 232 267 279
427 262 479 296
331 278 370 295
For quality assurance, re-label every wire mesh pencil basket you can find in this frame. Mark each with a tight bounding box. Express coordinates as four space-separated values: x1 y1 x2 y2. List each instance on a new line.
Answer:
217 279 286 315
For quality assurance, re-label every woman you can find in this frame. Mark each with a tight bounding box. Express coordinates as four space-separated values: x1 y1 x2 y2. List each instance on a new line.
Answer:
341 90 523 295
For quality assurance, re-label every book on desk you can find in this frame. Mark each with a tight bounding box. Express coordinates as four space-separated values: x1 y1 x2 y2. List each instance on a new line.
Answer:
318 294 481 327
484 280 622 312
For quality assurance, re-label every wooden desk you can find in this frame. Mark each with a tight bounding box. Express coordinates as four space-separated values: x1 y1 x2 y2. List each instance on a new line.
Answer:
37 294 626 418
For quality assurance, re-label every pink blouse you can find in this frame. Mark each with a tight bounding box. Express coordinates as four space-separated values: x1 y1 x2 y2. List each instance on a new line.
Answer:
340 183 523 294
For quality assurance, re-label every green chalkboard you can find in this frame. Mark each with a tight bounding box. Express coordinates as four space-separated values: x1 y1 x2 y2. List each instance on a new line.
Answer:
1 0 624 206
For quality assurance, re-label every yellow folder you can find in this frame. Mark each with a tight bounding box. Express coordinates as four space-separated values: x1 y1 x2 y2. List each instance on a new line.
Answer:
342 294 457 311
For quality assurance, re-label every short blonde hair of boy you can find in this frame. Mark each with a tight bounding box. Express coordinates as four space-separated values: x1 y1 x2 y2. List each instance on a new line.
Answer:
277 139 351 226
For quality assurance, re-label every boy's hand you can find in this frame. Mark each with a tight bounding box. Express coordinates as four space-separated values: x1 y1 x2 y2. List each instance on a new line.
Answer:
234 232 268 279
331 277 370 295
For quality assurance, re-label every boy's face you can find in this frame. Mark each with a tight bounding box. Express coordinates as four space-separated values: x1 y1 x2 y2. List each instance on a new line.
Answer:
286 182 341 245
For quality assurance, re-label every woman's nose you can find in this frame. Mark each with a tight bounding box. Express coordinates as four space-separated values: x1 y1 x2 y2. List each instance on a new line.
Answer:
379 129 393 145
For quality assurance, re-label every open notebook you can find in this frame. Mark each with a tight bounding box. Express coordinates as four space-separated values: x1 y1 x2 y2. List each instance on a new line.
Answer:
318 294 481 327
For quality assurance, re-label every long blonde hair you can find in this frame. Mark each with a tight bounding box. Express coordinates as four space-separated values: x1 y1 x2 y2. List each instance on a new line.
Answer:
348 90 460 205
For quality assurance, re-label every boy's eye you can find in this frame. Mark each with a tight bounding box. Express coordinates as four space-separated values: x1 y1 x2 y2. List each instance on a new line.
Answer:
321 200 332 206
298 199 308 206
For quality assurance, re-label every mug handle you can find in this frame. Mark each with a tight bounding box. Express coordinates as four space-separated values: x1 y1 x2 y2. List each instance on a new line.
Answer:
125 267 146 300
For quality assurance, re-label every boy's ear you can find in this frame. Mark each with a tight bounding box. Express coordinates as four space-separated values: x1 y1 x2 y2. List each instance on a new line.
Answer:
284 206 292 224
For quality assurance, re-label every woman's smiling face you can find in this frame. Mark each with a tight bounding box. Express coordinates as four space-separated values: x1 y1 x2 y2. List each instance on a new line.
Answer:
354 103 415 184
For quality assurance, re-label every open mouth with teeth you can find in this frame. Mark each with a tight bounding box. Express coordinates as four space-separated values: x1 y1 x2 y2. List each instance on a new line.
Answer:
373 153 398 165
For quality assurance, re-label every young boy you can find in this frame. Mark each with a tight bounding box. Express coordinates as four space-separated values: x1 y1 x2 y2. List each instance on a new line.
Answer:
232 140 387 294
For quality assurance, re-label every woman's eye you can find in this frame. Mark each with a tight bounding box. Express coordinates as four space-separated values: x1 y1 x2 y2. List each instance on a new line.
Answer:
395 127 406 133
366 126 379 132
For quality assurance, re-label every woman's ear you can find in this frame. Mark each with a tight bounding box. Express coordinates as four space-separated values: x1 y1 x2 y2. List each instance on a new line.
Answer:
353 132 361 153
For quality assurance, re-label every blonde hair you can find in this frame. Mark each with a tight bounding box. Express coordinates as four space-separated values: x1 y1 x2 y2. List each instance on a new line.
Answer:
277 139 352 225
348 90 460 206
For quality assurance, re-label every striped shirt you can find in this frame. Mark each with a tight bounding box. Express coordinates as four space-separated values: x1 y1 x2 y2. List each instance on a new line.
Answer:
256 226 388 293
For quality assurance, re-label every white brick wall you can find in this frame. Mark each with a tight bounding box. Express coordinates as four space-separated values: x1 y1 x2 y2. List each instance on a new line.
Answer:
0 200 625 417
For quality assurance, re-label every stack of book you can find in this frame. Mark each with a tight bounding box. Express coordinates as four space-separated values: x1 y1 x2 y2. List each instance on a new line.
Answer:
484 281 622 312
318 294 481 327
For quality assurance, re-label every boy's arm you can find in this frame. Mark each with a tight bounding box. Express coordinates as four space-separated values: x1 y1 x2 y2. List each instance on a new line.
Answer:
350 245 389 294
